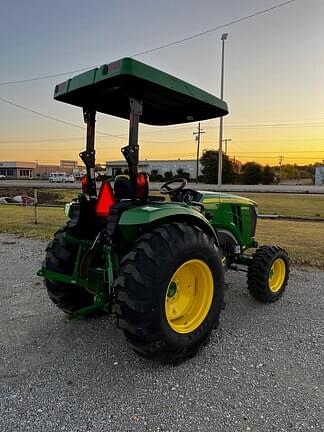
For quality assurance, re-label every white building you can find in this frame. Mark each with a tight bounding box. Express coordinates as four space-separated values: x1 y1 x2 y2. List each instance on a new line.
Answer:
315 166 324 185
106 159 202 178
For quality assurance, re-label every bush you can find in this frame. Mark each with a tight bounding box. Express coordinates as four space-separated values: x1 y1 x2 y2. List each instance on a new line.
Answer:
150 174 164 182
176 168 190 180
164 171 173 179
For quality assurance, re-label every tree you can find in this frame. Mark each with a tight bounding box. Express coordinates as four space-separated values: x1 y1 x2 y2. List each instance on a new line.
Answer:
241 162 263 185
200 150 235 184
262 165 275 185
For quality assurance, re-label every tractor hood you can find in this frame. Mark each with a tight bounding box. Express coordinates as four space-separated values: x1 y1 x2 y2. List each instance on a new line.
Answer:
198 191 257 207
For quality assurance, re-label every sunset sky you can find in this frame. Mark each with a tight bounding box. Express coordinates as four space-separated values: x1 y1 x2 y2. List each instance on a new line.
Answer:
0 0 323 166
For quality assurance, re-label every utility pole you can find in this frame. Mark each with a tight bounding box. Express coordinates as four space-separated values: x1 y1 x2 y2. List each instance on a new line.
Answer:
223 138 232 156
193 122 205 183
278 156 284 184
217 33 228 187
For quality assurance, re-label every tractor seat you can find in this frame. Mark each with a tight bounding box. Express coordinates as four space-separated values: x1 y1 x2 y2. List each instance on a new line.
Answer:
114 173 156 202
113 175 131 200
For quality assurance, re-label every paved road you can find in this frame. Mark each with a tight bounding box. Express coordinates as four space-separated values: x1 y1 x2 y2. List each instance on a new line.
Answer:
0 235 323 431
1 179 324 193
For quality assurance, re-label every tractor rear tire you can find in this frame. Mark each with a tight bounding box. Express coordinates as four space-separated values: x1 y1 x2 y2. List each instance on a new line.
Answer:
114 222 224 363
44 225 94 314
247 246 289 303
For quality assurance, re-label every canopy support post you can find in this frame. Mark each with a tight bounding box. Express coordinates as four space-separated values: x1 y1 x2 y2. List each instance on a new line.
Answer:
80 109 97 198
121 97 143 200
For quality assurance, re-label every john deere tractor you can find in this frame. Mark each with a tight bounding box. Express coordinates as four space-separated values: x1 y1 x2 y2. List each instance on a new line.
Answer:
38 58 289 363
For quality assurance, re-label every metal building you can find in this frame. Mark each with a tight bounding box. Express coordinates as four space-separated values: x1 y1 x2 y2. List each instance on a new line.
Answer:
106 159 202 178
315 166 324 185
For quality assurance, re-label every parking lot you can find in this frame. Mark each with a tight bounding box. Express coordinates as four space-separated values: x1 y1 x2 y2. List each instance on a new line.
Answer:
0 234 323 432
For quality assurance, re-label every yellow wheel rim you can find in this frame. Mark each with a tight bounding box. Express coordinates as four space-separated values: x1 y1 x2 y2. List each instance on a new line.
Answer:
268 258 286 293
165 259 214 334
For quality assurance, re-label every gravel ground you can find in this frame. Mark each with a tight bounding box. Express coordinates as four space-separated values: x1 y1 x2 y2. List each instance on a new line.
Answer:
0 234 323 432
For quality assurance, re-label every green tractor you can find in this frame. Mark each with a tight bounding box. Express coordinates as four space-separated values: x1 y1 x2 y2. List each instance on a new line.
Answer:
38 58 289 363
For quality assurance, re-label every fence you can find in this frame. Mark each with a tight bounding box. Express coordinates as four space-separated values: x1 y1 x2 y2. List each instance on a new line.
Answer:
1 187 323 224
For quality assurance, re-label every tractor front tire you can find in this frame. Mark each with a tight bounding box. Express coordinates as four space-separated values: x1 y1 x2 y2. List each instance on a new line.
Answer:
114 223 224 363
44 226 94 314
247 246 289 303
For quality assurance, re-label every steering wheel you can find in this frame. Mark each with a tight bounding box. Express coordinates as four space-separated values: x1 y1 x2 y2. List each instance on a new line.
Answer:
160 177 187 195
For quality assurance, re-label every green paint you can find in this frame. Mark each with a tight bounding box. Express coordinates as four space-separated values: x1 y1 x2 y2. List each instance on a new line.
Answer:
118 202 217 243
39 234 118 318
54 57 228 125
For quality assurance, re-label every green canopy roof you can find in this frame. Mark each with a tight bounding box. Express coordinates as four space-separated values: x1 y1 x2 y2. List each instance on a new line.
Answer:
54 57 228 126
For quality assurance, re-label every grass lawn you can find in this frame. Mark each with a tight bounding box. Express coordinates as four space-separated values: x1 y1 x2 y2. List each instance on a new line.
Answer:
0 205 323 269
1 187 324 217
239 193 324 217
0 206 66 239
256 219 324 269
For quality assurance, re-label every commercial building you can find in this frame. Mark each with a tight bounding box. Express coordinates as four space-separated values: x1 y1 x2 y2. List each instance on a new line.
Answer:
34 164 60 178
106 159 202 178
60 160 79 173
0 160 82 179
34 161 80 178
0 161 36 179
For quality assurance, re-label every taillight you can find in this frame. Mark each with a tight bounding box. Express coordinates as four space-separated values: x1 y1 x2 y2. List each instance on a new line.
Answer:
96 182 116 218
81 175 88 193
136 173 148 199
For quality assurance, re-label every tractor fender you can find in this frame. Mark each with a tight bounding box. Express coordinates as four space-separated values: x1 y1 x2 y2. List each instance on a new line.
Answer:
118 203 220 247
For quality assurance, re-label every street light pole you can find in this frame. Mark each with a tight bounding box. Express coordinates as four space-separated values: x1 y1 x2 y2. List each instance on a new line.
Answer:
217 33 228 187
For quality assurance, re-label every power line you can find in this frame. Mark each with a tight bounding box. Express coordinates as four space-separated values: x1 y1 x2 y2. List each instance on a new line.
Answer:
0 96 125 140
1 129 324 143
3 146 323 156
228 150 324 154
233 156 322 160
0 136 84 143
0 96 86 130
1 93 323 136
130 1 299 57
140 121 324 134
0 0 299 86
1 136 323 148
2 130 322 146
